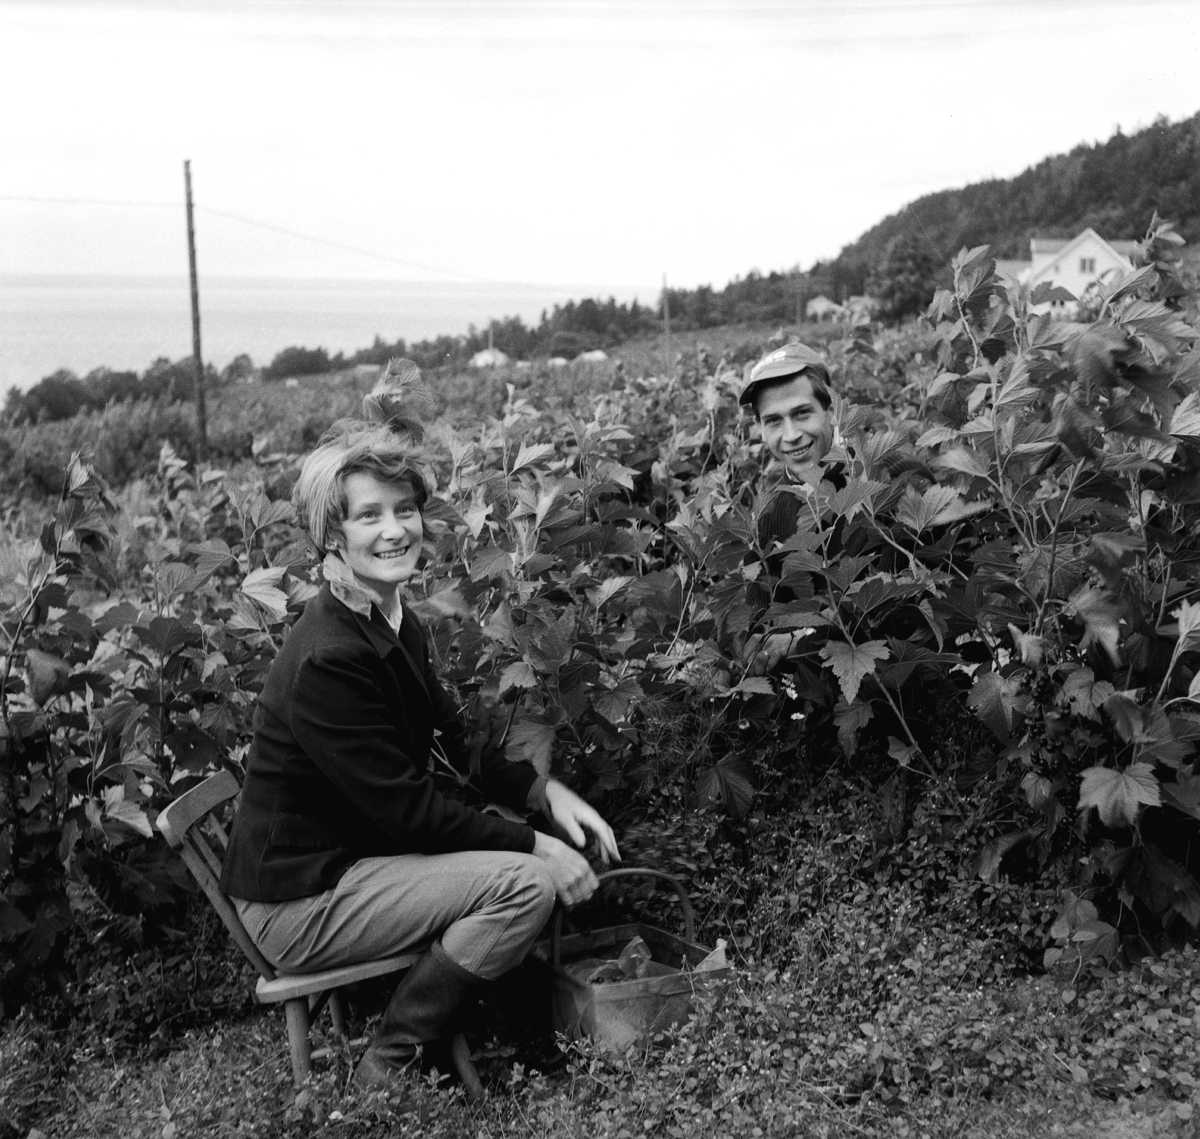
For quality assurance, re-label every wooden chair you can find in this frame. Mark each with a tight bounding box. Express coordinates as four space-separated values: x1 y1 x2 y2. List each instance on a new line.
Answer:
156 769 483 1097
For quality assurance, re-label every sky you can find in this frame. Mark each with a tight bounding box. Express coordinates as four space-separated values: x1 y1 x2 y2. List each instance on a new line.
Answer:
2 0 1200 294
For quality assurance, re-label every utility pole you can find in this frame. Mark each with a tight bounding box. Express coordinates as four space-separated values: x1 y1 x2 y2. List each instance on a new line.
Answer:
661 272 673 378
184 160 209 461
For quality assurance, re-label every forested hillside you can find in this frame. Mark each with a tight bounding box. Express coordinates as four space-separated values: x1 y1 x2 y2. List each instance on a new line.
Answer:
820 111 1200 300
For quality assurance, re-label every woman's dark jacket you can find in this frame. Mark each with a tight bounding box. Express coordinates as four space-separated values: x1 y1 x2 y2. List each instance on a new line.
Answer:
220 584 539 903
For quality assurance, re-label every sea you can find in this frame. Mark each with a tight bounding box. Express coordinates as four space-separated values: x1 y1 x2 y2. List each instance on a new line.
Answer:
0 274 653 393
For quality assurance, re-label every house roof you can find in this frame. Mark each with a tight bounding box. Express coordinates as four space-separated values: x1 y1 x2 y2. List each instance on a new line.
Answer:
1030 228 1136 269
469 348 510 367
1030 239 1070 256
1028 228 1134 281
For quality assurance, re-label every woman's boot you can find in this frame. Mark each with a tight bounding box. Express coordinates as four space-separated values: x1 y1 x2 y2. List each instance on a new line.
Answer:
354 940 483 1089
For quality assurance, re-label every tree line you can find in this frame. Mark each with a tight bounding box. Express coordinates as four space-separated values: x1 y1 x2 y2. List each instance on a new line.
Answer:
10 112 1196 426
2 296 661 425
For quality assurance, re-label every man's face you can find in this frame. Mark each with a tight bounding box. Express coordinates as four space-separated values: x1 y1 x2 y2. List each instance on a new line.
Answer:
755 373 834 477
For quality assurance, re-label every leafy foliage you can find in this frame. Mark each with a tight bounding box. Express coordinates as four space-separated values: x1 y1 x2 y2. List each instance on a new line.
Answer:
0 445 309 1003
916 217 1200 945
5 215 1200 1052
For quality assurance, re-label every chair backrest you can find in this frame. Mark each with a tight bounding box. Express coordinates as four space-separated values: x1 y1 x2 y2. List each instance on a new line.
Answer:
157 770 277 981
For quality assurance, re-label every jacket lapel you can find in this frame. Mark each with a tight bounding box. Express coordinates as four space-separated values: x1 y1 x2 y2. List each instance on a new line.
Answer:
393 615 429 699
347 602 430 702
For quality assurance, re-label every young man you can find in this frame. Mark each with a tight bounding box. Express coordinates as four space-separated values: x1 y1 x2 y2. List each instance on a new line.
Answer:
738 342 835 478
738 342 836 675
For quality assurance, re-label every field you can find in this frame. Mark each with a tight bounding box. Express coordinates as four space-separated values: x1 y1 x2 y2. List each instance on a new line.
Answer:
5 231 1200 1137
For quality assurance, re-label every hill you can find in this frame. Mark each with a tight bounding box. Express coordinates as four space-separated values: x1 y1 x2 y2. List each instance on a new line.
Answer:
819 111 1200 300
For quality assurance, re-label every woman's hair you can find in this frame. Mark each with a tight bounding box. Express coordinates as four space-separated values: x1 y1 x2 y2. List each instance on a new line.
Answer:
292 419 432 555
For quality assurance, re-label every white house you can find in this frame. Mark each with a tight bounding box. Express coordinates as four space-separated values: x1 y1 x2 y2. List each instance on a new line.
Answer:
469 348 510 368
806 295 843 322
996 229 1138 312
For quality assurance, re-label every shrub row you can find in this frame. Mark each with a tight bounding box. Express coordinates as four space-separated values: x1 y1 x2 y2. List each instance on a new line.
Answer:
2 219 1200 1023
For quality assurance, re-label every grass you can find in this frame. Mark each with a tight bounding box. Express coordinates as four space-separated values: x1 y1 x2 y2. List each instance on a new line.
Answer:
3 961 1197 1139
5 767 1200 1139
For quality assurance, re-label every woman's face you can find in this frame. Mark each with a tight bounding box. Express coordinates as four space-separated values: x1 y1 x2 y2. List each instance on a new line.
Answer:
334 471 423 595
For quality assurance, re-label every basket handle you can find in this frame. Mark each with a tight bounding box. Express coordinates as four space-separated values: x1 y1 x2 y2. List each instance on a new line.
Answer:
550 868 696 967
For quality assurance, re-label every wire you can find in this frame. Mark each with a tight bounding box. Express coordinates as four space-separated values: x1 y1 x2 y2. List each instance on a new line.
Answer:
195 204 485 282
904 201 953 273
0 192 558 291
0 194 176 208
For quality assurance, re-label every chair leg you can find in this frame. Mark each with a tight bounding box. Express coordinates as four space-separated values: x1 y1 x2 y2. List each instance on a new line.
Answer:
284 998 313 1086
449 1034 483 1101
329 990 348 1038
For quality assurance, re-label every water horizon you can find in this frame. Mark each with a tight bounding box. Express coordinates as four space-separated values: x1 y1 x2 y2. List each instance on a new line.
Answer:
0 273 655 393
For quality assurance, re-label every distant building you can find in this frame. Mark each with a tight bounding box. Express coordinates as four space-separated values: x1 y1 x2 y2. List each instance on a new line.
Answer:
806 295 843 322
469 348 510 368
996 228 1138 313
843 295 881 322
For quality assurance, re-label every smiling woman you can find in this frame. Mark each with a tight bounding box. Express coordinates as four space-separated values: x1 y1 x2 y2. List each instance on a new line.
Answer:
290 426 434 625
217 358 620 1088
336 474 425 609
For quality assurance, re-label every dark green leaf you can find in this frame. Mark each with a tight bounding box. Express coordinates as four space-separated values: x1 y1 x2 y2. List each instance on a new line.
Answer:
0 896 33 939
134 616 199 658
93 601 141 633
696 755 754 819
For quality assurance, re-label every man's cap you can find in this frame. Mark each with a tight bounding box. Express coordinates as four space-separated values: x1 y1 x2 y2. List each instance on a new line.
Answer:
738 342 824 406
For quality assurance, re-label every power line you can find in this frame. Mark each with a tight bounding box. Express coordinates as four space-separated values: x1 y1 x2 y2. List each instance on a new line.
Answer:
0 193 176 208
0 192 556 290
196 204 486 282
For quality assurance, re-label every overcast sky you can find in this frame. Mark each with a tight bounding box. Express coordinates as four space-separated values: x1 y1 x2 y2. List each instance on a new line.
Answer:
2 0 1199 292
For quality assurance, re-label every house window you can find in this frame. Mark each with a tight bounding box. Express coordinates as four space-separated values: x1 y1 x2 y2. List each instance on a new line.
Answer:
1080 257 1096 273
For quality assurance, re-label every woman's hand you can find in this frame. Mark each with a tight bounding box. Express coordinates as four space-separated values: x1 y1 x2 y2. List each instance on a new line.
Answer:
544 780 621 865
532 831 599 906
743 631 797 677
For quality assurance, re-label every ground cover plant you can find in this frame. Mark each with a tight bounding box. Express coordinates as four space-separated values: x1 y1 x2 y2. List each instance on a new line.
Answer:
4 217 1200 1135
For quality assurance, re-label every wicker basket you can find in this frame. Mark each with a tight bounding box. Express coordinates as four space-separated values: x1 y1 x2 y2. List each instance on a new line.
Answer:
536 868 733 1051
